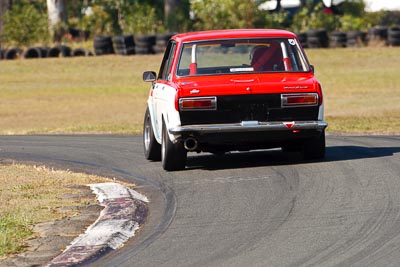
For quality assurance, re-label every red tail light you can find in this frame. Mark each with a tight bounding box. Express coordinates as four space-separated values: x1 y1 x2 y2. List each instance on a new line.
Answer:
281 93 319 107
179 97 217 111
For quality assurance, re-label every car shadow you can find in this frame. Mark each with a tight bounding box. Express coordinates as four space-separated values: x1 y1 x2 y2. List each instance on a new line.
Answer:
185 145 400 171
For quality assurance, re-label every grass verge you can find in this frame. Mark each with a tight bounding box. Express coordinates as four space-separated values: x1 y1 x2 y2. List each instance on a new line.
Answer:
307 47 400 134
0 163 113 257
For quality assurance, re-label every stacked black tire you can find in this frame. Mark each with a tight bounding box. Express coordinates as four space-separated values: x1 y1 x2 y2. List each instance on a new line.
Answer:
93 35 114 55
297 32 308 48
346 31 367 47
135 35 156 55
113 35 136 55
306 29 329 48
330 32 347 48
388 26 400 46
155 33 174 54
368 26 388 45
0 48 7 60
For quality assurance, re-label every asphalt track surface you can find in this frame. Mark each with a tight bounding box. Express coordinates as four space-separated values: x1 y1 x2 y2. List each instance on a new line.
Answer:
1 135 399 267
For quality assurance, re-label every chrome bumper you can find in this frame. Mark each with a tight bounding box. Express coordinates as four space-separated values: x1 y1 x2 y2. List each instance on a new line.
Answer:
169 121 328 135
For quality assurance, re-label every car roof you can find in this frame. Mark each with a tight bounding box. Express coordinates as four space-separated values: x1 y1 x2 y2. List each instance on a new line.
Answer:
172 29 297 43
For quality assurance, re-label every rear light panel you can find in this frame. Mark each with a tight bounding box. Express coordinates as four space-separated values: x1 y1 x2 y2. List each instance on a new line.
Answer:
179 97 217 111
281 93 319 107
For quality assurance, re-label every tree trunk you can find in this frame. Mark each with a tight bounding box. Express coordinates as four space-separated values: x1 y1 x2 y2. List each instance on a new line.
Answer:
47 0 67 41
47 0 67 27
165 0 181 32
0 0 12 48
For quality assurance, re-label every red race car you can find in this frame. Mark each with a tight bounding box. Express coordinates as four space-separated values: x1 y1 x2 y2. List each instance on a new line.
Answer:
143 29 327 171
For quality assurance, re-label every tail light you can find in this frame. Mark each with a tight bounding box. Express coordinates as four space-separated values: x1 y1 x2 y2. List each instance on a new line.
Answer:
179 97 217 111
281 93 319 107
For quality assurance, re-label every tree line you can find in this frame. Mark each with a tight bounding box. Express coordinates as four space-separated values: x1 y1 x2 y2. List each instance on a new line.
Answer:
0 0 399 47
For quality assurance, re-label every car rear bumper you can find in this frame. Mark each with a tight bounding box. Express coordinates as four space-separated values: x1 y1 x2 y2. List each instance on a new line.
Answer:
169 120 328 135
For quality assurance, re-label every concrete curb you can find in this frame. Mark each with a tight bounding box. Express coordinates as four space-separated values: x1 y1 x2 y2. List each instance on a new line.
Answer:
47 182 149 267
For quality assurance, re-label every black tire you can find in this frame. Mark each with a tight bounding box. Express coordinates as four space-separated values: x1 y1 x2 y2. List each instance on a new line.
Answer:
134 34 156 55
388 26 400 46
154 45 166 54
306 29 329 48
1 49 7 60
39 47 50 58
68 28 90 40
346 31 367 47
143 107 161 161
113 35 136 55
48 45 72 57
156 33 173 46
135 45 155 55
330 32 347 48
4 48 23 60
297 32 308 48
23 47 42 59
135 34 156 45
369 26 388 39
94 35 114 55
72 48 93 57
161 120 187 171
367 26 388 44
302 131 326 160
388 38 400 46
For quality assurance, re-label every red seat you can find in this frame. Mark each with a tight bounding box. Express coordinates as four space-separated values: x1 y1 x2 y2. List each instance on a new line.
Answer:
250 43 283 71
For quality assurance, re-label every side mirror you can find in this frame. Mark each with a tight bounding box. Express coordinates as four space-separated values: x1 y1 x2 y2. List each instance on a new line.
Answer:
143 71 157 82
310 65 315 74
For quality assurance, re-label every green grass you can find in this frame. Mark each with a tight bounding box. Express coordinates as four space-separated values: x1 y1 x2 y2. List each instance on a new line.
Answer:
306 47 400 134
0 47 399 134
0 55 161 134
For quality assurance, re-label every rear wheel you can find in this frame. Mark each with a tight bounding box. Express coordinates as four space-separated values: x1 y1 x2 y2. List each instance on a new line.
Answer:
162 121 187 171
302 131 326 160
143 107 161 161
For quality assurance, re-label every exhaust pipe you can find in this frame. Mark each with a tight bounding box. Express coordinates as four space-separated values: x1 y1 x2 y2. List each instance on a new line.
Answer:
184 137 198 151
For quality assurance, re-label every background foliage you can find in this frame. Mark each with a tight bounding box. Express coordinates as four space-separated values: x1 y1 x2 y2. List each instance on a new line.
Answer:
1 0 400 47
2 4 49 46
191 0 258 30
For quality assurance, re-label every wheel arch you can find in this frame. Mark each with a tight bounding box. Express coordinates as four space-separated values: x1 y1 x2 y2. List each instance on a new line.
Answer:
147 102 162 144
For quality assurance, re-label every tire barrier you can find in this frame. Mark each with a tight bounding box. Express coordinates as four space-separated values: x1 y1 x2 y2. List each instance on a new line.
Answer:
69 28 90 41
48 45 72 58
297 32 308 48
154 33 174 54
4 48 23 60
330 32 347 48
388 26 400 46
113 35 135 55
2 26 398 61
40 47 50 58
94 35 114 55
135 34 156 55
346 31 367 47
367 26 388 45
0 49 5 60
23 46 50 59
306 29 329 48
23 47 41 59
72 48 93 57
